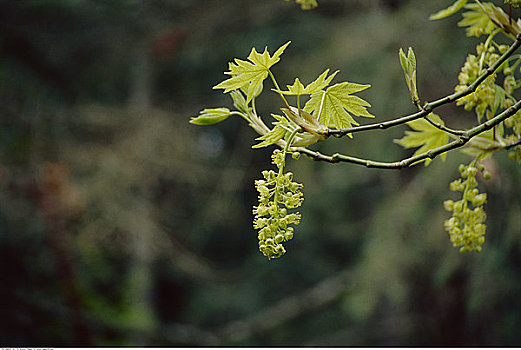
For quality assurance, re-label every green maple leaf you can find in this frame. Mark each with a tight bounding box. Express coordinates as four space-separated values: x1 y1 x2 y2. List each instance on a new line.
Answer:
213 42 291 102
273 69 339 96
303 82 374 132
394 113 450 166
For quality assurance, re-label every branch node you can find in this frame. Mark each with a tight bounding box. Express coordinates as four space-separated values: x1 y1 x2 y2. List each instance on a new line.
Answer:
459 135 470 145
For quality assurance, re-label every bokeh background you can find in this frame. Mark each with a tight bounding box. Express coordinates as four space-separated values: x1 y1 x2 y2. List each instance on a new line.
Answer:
0 0 520 346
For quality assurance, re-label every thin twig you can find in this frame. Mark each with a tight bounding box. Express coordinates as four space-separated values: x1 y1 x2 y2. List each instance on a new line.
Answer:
423 115 466 136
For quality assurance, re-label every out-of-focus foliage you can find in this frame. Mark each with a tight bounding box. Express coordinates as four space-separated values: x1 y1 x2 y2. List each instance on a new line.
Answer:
285 0 319 11
0 0 520 346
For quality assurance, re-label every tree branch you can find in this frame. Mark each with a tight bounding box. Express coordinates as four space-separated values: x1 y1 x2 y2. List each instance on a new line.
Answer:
295 99 521 169
326 32 521 137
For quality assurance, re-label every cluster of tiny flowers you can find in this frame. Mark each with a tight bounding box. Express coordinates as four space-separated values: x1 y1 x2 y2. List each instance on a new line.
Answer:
455 43 513 120
253 150 303 259
509 146 521 162
505 0 521 8
505 110 521 162
443 163 488 252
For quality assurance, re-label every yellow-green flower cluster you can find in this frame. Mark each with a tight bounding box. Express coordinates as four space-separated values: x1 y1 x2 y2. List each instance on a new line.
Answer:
506 110 521 162
253 149 303 259
505 0 521 8
455 43 513 121
509 146 521 162
443 163 488 252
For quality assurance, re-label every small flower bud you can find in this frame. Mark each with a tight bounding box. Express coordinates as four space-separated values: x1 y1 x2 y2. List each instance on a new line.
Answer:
443 200 454 211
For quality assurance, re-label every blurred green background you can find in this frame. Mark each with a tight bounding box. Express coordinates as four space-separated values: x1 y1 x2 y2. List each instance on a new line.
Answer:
0 0 520 346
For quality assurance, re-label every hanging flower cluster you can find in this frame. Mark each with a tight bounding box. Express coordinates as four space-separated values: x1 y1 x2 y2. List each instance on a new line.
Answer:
253 149 303 259
443 162 488 252
455 43 507 121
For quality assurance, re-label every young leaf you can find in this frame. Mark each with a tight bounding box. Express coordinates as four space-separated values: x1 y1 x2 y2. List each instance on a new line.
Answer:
393 113 450 166
252 124 287 149
274 69 339 95
429 0 468 20
252 113 293 149
213 42 291 102
253 113 325 148
281 106 328 135
304 69 339 94
304 82 374 132
277 77 306 96
399 47 419 105
230 90 250 114
190 108 231 125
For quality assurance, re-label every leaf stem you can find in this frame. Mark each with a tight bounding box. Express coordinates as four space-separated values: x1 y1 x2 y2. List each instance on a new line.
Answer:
269 69 292 110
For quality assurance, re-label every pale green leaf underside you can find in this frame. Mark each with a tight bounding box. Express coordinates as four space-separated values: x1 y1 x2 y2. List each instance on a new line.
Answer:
394 113 449 166
304 82 374 131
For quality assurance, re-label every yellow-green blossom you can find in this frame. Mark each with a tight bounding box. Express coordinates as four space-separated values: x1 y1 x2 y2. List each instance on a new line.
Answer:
444 162 488 252
253 150 303 259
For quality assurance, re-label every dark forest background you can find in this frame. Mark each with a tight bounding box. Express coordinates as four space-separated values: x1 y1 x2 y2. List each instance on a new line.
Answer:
0 0 520 346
